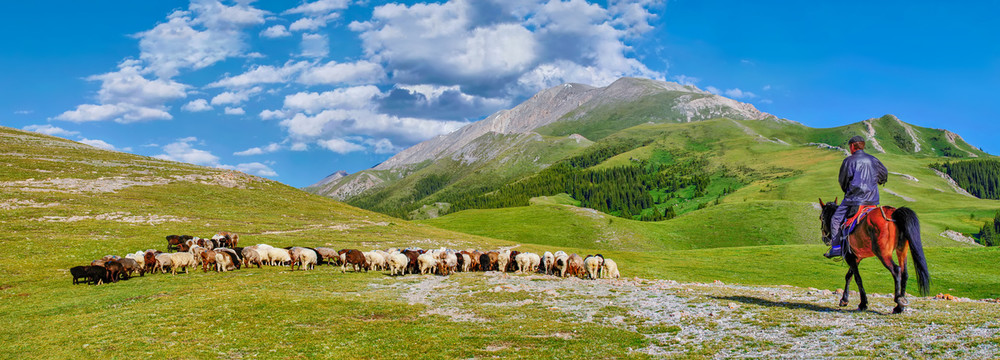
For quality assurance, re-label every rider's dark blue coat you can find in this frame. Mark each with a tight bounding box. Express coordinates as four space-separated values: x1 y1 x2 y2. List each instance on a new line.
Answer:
839 149 888 206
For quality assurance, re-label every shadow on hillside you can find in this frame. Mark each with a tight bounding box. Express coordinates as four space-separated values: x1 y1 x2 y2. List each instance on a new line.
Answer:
710 295 883 314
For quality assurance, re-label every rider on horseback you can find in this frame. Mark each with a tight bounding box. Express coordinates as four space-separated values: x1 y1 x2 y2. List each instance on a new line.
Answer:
825 135 888 258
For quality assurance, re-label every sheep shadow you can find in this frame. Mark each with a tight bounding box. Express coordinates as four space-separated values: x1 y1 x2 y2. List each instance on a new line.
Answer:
709 295 884 315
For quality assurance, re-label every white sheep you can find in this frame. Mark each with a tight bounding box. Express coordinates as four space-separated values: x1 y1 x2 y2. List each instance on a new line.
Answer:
168 252 196 275
528 252 541 273
583 255 604 280
290 247 318 271
514 253 532 273
553 252 569 277
497 249 511 273
154 253 172 274
459 253 472 272
602 259 620 279
387 253 409 276
365 251 387 271
266 247 291 266
542 251 555 274
417 253 437 275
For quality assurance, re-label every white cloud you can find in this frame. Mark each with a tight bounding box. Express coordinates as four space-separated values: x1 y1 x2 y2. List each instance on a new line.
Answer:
280 108 465 146
762 84 771 91
260 24 291 38
300 33 329 58
724 88 756 99
79 138 130 152
136 1 267 78
289 15 338 32
154 137 220 166
218 162 278 177
211 87 261 105
234 143 282 156
297 60 385 85
290 142 308 151
55 60 186 123
182 99 213 112
208 61 310 88
672 75 700 86
285 0 349 15
317 138 365 154
154 137 277 176
365 138 399 154
22 124 79 137
14 110 33 115
55 103 173 123
352 0 661 98
224 107 246 115
705 86 720 95
260 109 287 120
283 85 382 114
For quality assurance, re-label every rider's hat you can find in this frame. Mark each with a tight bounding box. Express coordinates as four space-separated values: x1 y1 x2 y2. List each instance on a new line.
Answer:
848 135 865 144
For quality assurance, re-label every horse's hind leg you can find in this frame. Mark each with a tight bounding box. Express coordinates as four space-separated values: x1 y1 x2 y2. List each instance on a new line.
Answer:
878 255 906 314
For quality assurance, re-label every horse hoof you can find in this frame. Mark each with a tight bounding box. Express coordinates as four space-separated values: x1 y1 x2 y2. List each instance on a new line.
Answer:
898 298 909 306
839 300 849 307
892 306 904 314
857 305 867 312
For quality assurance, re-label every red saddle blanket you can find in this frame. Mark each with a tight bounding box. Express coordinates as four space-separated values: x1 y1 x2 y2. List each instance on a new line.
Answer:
843 205 878 234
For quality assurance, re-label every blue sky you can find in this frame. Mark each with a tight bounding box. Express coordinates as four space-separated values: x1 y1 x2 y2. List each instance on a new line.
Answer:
2 0 998 188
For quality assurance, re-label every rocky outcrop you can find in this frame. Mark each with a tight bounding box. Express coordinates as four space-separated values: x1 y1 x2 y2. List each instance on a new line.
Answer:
943 130 978 158
373 77 775 171
305 170 348 191
863 120 886 153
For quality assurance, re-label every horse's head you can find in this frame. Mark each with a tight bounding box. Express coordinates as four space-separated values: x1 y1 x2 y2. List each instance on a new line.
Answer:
818 197 838 245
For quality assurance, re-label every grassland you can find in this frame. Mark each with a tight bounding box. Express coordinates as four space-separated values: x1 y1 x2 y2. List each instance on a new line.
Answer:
3 126 999 358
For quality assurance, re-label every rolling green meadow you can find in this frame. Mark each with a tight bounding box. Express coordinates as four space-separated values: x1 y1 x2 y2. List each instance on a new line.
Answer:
3 123 1000 358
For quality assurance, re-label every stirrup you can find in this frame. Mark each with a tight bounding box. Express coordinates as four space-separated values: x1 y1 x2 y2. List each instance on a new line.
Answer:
824 246 842 259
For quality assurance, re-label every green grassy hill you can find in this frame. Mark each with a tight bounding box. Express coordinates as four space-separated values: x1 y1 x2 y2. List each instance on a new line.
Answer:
3 125 1000 358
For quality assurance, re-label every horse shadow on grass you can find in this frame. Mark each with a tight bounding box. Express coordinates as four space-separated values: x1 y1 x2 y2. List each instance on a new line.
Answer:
709 295 885 315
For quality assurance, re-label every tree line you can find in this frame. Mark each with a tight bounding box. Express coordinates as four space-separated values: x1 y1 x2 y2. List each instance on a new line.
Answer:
930 159 1000 200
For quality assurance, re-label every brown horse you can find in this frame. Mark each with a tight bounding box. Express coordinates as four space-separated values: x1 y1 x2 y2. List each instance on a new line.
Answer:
819 198 930 314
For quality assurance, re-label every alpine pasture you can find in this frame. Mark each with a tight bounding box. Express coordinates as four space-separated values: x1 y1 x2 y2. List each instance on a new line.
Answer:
2 126 999 358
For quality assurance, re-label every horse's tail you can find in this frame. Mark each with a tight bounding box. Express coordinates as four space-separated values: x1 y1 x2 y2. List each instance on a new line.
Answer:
893 207 930 296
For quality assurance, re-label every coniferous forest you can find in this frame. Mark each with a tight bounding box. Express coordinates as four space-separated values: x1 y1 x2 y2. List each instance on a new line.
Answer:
930 159 1000 200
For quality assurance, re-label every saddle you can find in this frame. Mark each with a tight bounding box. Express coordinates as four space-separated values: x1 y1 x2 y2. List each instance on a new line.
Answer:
842 205 878 236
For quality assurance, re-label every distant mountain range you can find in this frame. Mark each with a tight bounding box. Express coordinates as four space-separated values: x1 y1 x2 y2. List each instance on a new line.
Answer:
304 77 990 222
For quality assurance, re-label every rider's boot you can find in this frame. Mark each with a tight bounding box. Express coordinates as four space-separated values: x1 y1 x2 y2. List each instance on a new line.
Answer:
824 230 843 258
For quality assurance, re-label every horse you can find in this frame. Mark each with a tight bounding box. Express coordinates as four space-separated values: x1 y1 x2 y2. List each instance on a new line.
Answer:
819 198 930 314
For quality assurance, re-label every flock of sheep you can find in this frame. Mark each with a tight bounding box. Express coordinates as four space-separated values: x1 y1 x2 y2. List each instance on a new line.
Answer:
68 232 621 285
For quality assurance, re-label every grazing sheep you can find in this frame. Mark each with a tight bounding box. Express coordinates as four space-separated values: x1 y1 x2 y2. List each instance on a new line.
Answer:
119 258 144 277
387 253 409 276
85 265 107 285
315 247 340 265
528 253 541 273
602 259 620 279
144 250 160 273
583 255 604 280
514 253 532 273
266 248 292 266
104 260 126 282
215 252 234 272
507 251 520 272
436 252 458 276
212 232 239 248
417 253 437 275
402 250 421 274
566 254 584 278
201 250 219 272
190 245 206 265
552 252 569 277
216 248 241 270
168 252 196 275
341 249 368 273
241 246 264 268
497 250 511 273
458 252 472 272
364 251 386 271
70 266 92 284
289 247 318 271
154 253 173 274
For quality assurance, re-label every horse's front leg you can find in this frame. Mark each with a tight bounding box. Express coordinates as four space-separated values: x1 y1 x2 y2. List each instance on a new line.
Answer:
840 265 853 307
852 264 868 312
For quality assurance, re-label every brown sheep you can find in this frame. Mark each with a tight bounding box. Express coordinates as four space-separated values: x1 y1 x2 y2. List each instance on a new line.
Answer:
341 249 368 273
566 254 585 278
104 260 126 283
